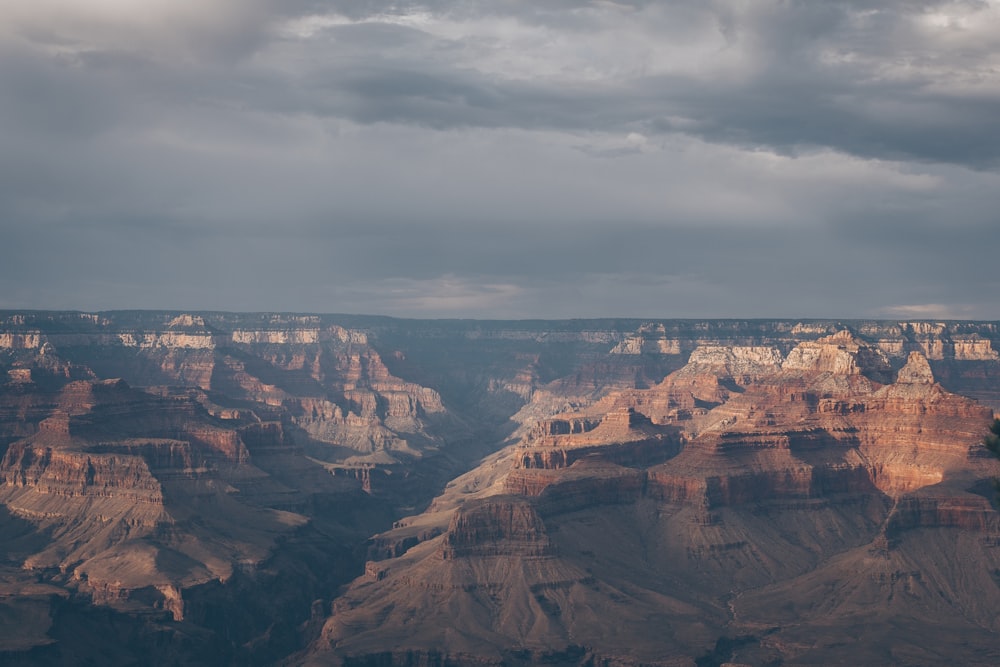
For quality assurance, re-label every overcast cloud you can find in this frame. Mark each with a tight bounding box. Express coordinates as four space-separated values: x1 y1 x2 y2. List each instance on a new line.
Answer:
2 0 999 319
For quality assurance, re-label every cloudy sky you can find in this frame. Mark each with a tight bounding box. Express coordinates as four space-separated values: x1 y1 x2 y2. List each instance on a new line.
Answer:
2 1 999 319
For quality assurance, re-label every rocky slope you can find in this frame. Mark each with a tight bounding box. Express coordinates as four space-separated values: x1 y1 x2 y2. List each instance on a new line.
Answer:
2 312 1000 665
301 332 1000 667
0 340 393 664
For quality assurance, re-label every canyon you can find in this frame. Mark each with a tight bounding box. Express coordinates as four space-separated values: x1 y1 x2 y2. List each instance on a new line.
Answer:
1 312 999 665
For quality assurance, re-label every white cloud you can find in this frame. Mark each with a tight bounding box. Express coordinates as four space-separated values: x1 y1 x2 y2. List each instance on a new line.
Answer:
878 303 985 319
339 276 525 316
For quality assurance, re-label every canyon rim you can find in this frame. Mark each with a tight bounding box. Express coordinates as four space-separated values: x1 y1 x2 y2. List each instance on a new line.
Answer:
1 312 999 666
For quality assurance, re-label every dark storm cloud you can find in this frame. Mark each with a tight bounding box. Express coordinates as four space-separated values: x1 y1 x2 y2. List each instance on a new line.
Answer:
11 0 995 164
1 0 999 318
252 0 1000 167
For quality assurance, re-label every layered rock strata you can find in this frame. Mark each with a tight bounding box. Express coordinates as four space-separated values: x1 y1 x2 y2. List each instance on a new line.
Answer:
3 312 1000 665
304 332 1000 666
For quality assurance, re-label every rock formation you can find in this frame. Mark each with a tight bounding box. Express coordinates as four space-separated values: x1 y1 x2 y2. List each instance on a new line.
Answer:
301 331 1000 667
2 312 1000 665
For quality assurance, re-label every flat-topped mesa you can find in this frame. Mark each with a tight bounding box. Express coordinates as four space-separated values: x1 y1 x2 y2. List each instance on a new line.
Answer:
440 496 555 559
530 407 653 444
0 441 164 508
517 408 681 470
613 346 785 423
529 415 603 439
506 461 647 514
678 345 785 383
601 406 650 430
782 330 892 379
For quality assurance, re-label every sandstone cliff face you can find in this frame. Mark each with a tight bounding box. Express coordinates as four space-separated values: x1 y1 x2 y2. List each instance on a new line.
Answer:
305 328 1000 667
211 329 453 463
441 497 555 559
4 312 1000 666
1 442 164 506
0 374 339 634
602 319 1000 413
781 330 893 379
1 312 460 469
681 345 785 382
0 313 494 662
640 338 994 508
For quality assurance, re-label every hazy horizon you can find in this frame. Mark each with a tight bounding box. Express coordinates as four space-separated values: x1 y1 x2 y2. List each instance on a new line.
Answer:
5 307 1000 326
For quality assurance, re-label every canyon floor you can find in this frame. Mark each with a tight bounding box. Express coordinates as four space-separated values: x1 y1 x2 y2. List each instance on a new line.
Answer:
2 312 1000 666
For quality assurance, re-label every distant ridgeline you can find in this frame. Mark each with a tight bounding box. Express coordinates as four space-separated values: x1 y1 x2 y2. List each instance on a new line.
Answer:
2 310 999 407
2 310 998 357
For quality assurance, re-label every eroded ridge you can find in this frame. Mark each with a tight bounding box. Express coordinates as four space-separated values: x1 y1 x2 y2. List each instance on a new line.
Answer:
307 333 1000 667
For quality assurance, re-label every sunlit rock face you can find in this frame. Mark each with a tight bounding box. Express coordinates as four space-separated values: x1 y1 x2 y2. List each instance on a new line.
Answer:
2 312 1000 666
303 329 1000 667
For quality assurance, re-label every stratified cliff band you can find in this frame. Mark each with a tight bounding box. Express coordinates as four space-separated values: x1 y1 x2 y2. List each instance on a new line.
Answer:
1 312 999 666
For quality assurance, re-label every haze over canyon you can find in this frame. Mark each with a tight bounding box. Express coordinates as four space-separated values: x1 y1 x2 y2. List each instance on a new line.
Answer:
1 311 999 666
